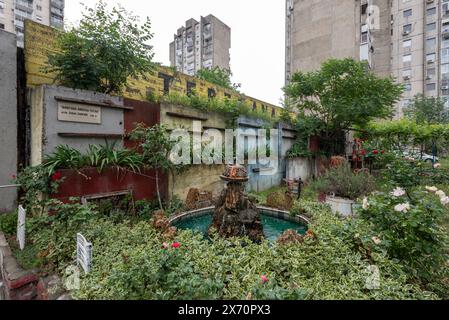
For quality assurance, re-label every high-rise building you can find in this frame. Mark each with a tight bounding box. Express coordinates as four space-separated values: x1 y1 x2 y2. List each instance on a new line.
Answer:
285 0 449 118
170 14 231 76
0 0 65 47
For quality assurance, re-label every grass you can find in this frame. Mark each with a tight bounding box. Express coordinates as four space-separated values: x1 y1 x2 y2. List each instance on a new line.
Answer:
248 186 288 205
248 182 318 206
439 157 449 170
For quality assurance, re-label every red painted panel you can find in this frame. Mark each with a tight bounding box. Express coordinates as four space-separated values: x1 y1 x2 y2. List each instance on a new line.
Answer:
123 98 160 149
309 136 320 153
51 167 168 203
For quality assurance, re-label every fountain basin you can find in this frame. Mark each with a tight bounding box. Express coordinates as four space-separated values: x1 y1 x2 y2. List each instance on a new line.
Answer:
170 206 309 242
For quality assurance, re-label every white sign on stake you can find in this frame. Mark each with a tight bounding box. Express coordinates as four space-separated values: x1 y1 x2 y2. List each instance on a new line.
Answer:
17 205 26 251
76 233 92 274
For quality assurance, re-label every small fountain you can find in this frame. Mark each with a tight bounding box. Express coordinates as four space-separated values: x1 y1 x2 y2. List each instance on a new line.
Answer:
209 165 264 242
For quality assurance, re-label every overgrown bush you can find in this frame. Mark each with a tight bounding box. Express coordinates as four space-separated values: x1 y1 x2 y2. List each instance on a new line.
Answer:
313 164 376 200
384 157 449 190
0 212 18 236
43 144 144 174
357 187 449 297
160 92 276 125
72 206 436 300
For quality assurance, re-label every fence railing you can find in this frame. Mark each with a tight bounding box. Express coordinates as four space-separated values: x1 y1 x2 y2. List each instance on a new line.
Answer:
0 184 20 189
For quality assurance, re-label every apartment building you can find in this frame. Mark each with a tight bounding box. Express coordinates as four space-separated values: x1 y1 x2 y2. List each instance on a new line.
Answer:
285 0 449 118
169 14 231 76
0 0 64 47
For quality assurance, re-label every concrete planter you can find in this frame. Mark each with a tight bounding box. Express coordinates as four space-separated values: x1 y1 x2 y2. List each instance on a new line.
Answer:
325 196 355 217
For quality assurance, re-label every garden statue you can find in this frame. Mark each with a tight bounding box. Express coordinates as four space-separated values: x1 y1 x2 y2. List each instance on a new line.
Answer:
209 165 264 242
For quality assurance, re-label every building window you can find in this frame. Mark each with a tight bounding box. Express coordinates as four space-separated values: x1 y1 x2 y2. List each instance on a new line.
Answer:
426 22 436 32
403 39 412 48
441 64 449 80
426 38 436 52
361 3 368 15
361 31 368 43
403 24 412 35
402 53 412 63
0 23 4 30
158 72 173 95
252 102 257 111
404 83 412 92
186 81 196 96
426 83 436 91
427 7 436 16
442 48 449 64
426 53 436 64
402 69 412 80
208 88 216 99
403 9 412 18
427 68 436 80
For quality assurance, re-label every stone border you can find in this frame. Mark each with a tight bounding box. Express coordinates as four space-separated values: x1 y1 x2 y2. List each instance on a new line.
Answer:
0 231 38 300
0 231 69 300
169 206 310 226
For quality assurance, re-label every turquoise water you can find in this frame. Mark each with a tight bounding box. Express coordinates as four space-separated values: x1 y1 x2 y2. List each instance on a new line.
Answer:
174 212 307 241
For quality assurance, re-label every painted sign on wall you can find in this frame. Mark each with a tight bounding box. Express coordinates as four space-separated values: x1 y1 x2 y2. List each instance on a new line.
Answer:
57 101 101 124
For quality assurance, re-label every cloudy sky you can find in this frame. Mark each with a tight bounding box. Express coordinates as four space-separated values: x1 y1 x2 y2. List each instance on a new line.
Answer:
64 0 286 106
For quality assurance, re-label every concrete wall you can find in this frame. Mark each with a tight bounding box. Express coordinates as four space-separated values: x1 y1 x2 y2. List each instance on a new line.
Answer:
0 30 18 213
30 85 125 166
170 164 226 201
161 103 228 200
286 157 313 182
288 0 359 73
237 117 285 193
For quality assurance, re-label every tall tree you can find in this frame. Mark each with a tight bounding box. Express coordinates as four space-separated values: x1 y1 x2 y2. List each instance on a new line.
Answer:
47 0 154 94
196 67 241 92
404 94 449 124
283 58 403 155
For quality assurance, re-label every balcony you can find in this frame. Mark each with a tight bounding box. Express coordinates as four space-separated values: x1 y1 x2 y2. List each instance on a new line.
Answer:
51 0 65 10
15 0 33 13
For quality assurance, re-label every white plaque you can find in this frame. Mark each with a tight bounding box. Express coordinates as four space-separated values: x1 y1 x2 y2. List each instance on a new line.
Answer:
76 233 92 274
17 205 26 251
58 101 101 124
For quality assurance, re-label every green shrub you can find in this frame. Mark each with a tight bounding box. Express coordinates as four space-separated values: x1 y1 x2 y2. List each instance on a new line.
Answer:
314 164 376 200
290 200 330 219
0 212 18 236
384 157 449 190
357 187 449 297
72 206 436 300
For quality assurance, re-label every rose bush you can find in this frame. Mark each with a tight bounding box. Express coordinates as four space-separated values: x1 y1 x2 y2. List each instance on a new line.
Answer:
357 187 449 297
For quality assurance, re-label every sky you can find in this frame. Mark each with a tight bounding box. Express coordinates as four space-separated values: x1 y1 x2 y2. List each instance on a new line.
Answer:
64 0 286 106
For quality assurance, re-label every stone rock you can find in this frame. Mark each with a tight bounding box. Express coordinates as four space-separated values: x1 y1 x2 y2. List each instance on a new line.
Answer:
186 188 213 210
162 226 177 240
277 230 304 246
150 210 170 231
210 182 264 243
266 191 294 211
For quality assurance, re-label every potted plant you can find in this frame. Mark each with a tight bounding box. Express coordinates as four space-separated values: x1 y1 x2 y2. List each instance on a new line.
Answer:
314 163 376 216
